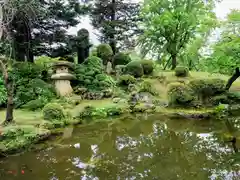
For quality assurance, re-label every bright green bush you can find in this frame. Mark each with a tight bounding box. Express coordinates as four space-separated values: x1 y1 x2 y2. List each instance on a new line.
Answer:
167 82 195 106
10 62 56 108
0 76 6 106
35 56 59 67
96 44 113 65
113 52 131 67
188 78 226 98
14 78 56 108
22 98 47 111
175 66 189 77
74 57 116 92
83 56 103 69
118 75 136 86
43 103 65 121
125 61 144 78
140 60 154 75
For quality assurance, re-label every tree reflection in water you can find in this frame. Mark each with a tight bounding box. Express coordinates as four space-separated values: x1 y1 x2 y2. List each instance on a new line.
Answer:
81 121 240 180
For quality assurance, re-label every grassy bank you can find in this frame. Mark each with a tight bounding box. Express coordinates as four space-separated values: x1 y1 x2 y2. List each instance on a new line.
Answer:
0 71 240 156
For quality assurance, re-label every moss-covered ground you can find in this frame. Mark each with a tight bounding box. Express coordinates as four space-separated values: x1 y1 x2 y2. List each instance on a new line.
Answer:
0 71 240 155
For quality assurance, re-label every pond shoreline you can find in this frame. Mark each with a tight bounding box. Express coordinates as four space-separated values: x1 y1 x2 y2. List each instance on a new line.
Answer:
0 106 218 157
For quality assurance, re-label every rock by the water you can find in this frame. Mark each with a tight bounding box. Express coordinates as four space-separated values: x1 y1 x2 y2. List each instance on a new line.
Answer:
113 98 121 103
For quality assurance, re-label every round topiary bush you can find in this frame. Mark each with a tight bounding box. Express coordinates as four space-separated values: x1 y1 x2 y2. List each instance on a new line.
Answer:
175 66 189 77
188 78 226 98
83 56 103 69
140 60 154 75
167 82 195 106
118 75 136 86
42 103 65 121
96 44 113 65
125 61 144 78
113 52 131 67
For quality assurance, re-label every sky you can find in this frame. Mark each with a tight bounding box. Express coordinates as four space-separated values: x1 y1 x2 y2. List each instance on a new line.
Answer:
68 0 240 45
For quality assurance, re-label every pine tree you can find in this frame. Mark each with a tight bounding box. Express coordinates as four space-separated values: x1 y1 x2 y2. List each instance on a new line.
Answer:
0 0 90 60
90 0 141 54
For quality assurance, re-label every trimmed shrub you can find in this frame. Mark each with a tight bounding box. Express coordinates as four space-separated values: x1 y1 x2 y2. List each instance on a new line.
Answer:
113 52 131 67
83 56 103 69
96 44 113 65
118 75 136 86
140 60 154 75
138 80 158 96
168 82 195 106
125 61 144 78
188 78 226 98
175 66 189 77
43 103 65 121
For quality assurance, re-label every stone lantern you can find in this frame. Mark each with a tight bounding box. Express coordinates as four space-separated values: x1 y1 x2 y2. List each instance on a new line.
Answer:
51 61 75 96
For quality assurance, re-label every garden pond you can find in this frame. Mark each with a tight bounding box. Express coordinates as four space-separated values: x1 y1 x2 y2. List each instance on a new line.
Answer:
0 114 239 180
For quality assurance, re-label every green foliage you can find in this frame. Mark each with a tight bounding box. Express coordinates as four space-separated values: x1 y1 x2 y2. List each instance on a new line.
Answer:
199 10 240 74
74 56 116 92
188 78 226 98
175 66 189 77
21 98 47 111
96 44 113 65
115 65 126 76
90 1 141 51
35 56 59 68
113 52 131 67
80 104 128 118
167 82 195 106
138 80 158 96
226 92 240 103
118 75 136 86
9 62 56 108
42 103 65 121
83 56 103 68
14 78 56 108
0 126 42 152
139 0 218 69
140 60 154 75
0 77 7 106
125 61 144 78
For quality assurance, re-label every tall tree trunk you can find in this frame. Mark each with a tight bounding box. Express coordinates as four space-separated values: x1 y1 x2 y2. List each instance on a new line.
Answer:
110 0 116 54
5 81 14 123
226 67 240 90
171 54 177 70
0 58 14 125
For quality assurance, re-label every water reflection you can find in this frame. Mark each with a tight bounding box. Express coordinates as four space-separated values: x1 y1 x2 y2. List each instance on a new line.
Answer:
0 116 239 180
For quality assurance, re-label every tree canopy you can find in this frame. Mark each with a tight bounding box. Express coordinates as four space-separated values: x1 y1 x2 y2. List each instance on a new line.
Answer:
138 0 219 69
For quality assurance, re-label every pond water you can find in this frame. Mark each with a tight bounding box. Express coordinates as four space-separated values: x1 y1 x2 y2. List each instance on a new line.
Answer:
0 114 239 180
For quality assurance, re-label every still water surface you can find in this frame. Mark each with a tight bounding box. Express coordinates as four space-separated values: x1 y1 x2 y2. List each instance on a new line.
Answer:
0 114 239 180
